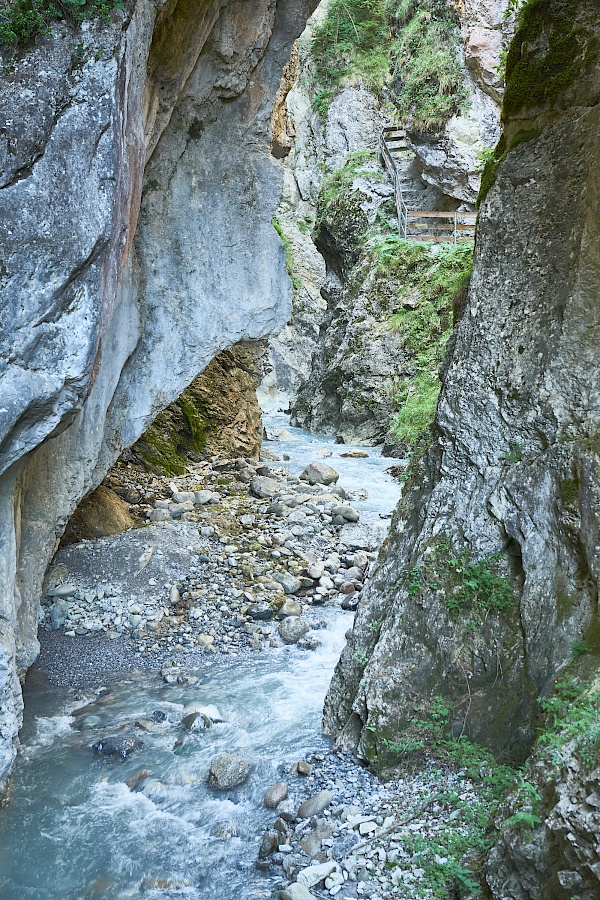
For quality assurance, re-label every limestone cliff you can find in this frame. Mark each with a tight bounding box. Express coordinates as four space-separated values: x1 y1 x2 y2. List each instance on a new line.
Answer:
324 0 600 841
134 340 267 470
0 0 317 794
267 0 510 447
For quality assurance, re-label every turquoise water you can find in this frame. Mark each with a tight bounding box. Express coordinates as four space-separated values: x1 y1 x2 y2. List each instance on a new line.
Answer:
0 611 350 899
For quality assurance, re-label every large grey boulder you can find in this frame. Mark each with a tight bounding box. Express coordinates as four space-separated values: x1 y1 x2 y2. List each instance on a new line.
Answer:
300 462 339 486
250 476 282 499
278 617 310 645
207 754 252 791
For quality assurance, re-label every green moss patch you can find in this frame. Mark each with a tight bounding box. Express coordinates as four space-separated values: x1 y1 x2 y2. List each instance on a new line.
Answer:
407 539 517 628
382 240 473 448
503 0 598 118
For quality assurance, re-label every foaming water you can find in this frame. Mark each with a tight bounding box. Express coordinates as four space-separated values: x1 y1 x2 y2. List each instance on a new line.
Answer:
0 610 352 899
0 412 402 898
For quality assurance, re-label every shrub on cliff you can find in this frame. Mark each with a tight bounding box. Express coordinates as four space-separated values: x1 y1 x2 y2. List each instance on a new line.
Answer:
0 0 124 46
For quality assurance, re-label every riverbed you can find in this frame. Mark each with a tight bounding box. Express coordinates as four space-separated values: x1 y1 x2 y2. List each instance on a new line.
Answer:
0 415 403 899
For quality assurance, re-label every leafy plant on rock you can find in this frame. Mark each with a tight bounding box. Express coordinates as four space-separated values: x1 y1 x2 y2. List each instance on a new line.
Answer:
0 0 125 46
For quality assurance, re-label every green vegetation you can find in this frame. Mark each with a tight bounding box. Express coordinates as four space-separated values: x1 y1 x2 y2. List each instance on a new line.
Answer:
272 216 303 292
0 0 125 46
503 0 597 118
367 697 517 897
560 475 579 505
537 676 600 769
501 441 523 464
309 0 467 131
392 372 440 445
389 0 468 134
316 150 384 226
135 389 208 476
407 540 516 626
179 395 206 453
309 0 391 104
380 240 472 448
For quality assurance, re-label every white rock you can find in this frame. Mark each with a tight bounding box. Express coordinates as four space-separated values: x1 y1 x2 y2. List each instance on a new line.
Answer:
297 862 339 888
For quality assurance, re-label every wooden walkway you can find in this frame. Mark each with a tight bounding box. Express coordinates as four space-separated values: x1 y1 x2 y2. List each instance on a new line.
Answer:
378 126 476 243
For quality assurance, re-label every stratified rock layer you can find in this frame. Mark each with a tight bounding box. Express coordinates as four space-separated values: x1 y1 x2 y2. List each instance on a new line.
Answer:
0 0 317 793
134 341 267 470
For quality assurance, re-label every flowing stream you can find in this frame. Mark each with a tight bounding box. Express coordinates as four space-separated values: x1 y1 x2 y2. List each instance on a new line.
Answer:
0 414 401 900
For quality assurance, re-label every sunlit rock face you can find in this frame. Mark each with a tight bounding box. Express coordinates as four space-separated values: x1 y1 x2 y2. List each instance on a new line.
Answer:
0 0 317 794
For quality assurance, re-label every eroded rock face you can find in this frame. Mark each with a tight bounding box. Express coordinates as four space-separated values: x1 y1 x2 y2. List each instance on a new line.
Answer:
0 0 317 793
408 0 512 204
324 0 600 772
134 341 267 469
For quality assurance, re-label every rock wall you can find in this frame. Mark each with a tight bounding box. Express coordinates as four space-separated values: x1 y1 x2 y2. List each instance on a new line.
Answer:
324 0 600 775
0 0 317 793
133 340 267 470
266 0 511 437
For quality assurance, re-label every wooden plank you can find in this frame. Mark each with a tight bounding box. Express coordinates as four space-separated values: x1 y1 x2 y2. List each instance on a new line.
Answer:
407 211 454 218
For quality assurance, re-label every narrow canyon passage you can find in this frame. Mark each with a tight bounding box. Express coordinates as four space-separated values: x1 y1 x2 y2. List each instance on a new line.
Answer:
0 0 599 898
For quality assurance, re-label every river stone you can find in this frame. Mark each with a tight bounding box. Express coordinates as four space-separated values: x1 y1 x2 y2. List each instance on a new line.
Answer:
49 599 69 630
250 476 281 499
183 704 223 726
344 566 363 582
149 509 171 522
296 860 338 887
181 711 210 731
288 508 308 524
208 753 252 790
194 490 214 505
274 572 302 595
352 551 369 570
331 504 359 523
92 736 145 759
297 790 332 819
281 885 316 900
172 490 195 504
279 618 310 644
125 770 150 790
248 600 273 621
300 462 339 486
264 781 289 808
259 830 280 859
279 597 302 618
47 583 77 598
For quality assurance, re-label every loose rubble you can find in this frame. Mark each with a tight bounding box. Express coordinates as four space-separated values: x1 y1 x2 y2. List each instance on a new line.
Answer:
255 747 500 899
41 455 380 658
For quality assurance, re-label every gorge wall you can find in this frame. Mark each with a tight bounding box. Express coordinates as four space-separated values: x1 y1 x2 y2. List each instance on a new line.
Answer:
267 0 514 451
0 0 317 793
324 0 600 894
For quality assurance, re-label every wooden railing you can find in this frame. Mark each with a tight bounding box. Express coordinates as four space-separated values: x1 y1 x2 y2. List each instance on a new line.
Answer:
378 128 476 243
